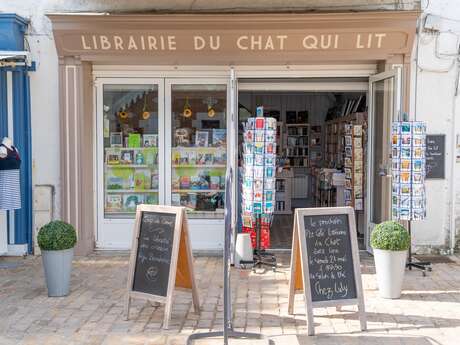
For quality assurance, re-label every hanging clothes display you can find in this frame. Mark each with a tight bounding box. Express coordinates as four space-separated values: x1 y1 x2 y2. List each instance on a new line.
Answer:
0 143 22 210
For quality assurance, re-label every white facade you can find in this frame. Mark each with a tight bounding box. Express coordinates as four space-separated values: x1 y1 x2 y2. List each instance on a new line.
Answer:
1 0 459 253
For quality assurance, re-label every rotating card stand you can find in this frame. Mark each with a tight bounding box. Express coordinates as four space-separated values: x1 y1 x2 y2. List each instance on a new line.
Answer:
186 169 268 345
252 214 277 272
391 121 432 276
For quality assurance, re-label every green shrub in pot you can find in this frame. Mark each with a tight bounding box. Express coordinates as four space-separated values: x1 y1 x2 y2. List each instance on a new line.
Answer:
37 220 77 251
37 220 77 297
370 220 410 251
371 220 410 299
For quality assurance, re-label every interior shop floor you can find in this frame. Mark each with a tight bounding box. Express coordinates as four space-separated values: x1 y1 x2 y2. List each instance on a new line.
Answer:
1 252 460 345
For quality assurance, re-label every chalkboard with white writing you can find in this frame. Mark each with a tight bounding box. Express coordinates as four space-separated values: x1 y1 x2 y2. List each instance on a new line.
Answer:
425 134 445 179
132 211 176 297
303 214 357 302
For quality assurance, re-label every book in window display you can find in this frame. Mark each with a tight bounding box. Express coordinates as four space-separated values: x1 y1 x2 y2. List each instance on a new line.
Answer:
142 134 158 147
106 194 123 212
120 150 134 165
128 133 141 148
123 194 144 212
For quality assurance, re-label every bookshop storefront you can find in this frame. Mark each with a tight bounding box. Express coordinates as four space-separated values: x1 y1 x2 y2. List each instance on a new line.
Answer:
49 11 418 254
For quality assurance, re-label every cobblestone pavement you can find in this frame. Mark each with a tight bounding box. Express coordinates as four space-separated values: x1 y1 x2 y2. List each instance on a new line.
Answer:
1 253 460 345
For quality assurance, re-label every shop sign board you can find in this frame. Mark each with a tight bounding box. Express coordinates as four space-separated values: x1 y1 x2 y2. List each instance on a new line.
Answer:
125 205 199 329
48 12 418 64
288 207 366 335
425 134 445 179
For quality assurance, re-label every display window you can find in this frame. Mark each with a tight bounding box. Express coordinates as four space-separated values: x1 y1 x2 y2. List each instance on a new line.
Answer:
170 84 227 218
103 84 160 218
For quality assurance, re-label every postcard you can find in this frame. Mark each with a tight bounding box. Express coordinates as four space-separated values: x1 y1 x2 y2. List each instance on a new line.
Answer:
212 129 227 147
412 208 426 220
345 179 352 188
255 117 265 129
353 125 362 136
265 154 276 166
123 194 144 212
355 198 363 211
120 150 134 164
345 168 352 179
354 173 363 186
265 118 277 130
254 166 264 178
412 197 425 209
401 159 411 171
392 184 400 195
392 208 400 220
345 136 352 146
253 202 263 214
143 134 158 147
392 134 399 146
392 160 400 171
265 179 275 190
401 122 411 133
244 130 254 142
242 214 253 228
254 154 264 166
392 147 400 159
392 171 400 182
354 185 363 198
265 130 276 143
353 137 362 147
392 195 399 207
400 196 411 208
413 122 426 134
264 190 273 202
254 130 265 142
412 172 424 183
106 194 122 211
345 147 353 157
401 183 411 195
413 135 425 147
413 159 424 172
254 179 263 192
254 191 263 202
345 157 352 167
110 132 123 147
413 147 425 158
392 122 400 134
254 142 264 154
400 208 411 220
401 147 411 158
413 184 425 196
354 148 363 160
195 131 209 147
264 202 274 213
265 166 275 178
344 189 352 201
345 124 353 135
401 135 411 146
265 142 275 154
246 118 255 130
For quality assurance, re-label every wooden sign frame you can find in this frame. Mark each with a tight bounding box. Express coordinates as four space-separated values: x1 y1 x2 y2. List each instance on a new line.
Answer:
288 207 366 335
125 205 200 329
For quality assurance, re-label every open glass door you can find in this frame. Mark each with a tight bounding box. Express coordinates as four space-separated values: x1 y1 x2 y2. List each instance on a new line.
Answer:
366 69 401 252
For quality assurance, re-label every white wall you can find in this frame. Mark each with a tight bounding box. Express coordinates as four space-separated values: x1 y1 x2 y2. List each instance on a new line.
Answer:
409 0 460 252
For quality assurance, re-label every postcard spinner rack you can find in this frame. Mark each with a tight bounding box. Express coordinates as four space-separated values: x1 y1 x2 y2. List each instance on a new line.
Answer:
241 107 277 271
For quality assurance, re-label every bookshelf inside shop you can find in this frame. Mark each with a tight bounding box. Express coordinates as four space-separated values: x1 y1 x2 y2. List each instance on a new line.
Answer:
238 92 368 224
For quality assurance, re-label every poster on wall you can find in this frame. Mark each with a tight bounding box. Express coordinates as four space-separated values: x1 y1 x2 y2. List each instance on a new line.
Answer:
241 106 277 249
391 121 427 221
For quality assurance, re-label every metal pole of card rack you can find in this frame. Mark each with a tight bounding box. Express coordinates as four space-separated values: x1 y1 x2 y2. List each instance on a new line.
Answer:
187 168 268 345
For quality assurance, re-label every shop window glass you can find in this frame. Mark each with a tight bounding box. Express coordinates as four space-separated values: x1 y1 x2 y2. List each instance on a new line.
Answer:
171 84 227 219
103 84 159 218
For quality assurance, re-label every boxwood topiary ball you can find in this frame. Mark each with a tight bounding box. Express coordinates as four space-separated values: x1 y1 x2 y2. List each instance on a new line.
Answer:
37 220 77 251
370 220 410 251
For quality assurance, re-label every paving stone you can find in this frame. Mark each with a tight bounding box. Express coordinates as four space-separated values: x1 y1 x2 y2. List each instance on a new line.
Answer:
1 254 460 344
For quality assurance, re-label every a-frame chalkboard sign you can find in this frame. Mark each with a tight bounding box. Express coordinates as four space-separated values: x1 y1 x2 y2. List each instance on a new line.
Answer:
125 205 200 329
288 207 366 336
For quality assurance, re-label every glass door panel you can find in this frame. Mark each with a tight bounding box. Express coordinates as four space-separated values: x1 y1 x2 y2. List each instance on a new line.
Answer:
102 84 160 218
366 69 401 251
169 83 227 218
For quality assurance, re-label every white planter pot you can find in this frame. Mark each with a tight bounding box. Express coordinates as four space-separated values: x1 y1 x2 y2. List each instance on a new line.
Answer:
373 249 407 299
